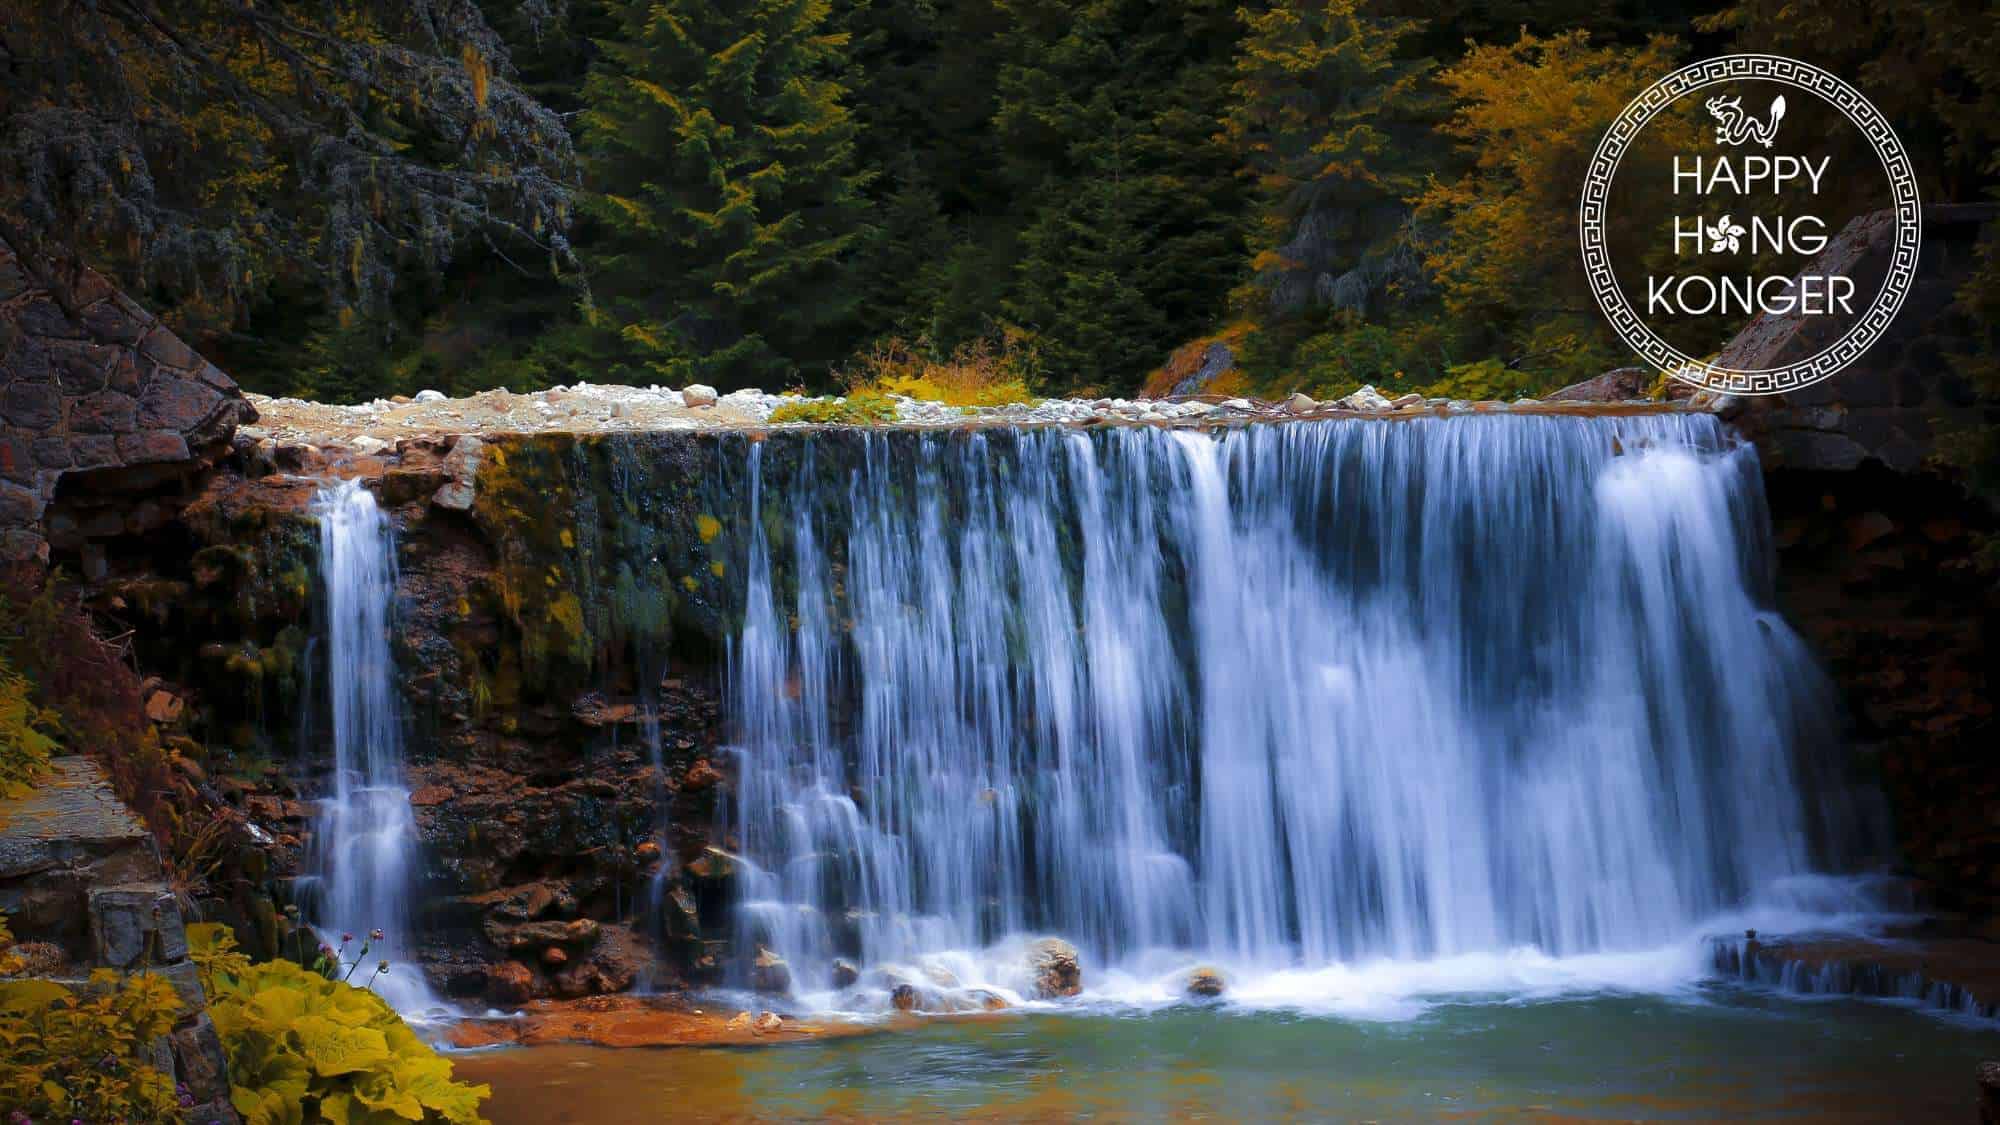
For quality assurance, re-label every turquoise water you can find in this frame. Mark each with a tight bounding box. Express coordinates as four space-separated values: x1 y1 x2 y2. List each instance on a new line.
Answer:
458 986 1997 1122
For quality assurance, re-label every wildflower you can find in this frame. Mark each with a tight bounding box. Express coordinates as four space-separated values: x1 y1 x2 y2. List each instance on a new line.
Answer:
370 928 385 942
378 960 389 973
340 932 354 944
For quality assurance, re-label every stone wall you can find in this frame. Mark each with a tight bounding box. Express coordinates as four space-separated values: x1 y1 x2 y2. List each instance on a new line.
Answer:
0 238 256 565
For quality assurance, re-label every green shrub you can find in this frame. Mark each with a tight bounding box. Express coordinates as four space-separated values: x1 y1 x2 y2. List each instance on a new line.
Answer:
193 924 490 1125
0 968 186 1123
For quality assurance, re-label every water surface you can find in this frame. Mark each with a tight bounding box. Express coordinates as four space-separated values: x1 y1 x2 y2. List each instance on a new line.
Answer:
457 988 1994 1122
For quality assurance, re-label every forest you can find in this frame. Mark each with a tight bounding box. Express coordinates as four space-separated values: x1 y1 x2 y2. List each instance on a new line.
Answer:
1 0 1995 412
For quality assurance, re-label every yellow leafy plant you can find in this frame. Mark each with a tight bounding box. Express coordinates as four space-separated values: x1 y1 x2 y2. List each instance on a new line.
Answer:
192 924 489 1125
0 647 60 798
0 966 186 1122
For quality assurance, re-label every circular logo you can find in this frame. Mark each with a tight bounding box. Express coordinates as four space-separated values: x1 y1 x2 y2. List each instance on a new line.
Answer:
1579 54 1921 396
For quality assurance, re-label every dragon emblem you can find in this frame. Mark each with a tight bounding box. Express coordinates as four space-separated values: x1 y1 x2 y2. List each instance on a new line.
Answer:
1705 94 1786 149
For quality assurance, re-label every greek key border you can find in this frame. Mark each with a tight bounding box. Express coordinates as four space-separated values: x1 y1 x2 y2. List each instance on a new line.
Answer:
1578 54 1921 396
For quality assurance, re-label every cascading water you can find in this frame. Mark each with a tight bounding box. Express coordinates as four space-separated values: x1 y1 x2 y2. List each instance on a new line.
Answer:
719 414 1873 1010
308 479 439 1014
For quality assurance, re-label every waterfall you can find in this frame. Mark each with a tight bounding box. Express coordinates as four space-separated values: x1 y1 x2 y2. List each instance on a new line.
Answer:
720 414 1866 1004
309 479 439 1014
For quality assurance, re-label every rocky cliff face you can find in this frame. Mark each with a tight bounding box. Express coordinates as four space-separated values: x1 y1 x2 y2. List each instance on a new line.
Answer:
0 239 257 566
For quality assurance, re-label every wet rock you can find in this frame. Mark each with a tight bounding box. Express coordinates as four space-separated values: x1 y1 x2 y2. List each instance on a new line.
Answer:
1025 937 1081 999
541 946 568 966
751 946 791 993
890 983 920 1011
682 384 719 408
752 1011 784 1035
489 960 537 1004
831 959 859 989
1979 1061 2000 1124
1186 966 1226 998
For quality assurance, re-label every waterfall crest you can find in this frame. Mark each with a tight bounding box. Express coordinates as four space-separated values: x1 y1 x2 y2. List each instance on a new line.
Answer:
720 415 1863 1000
309 479 439 1014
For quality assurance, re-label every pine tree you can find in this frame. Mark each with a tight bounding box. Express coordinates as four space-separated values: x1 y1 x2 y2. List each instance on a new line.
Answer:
580 0 873 388
1224 0 1435 323
987 0 1249 392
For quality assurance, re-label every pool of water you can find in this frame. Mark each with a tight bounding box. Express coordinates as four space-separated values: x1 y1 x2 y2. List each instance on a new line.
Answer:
454 985 1997 1122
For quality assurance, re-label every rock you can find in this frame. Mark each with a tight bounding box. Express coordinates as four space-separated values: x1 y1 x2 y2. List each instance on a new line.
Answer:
431 482 476 511
489 917 600 954
831 959 860 989
407 784 452 807
1339 385 1393 411
890 983 920 1011
1979 1061 2000 1124
541 945 568 966
726 1011 752 1031
1548 367 1654 403
1281 392 1316 415
415 389 448 402
751 946 791 993
752 1011 784 1035
682 384 719 408
432 435 485 511
1221 398 1254 411
1186 966 1226 998
1390 393 1424 408
89 884 187 967
169 1012 232 1111
489 960 537 1004
1024 937 1081 999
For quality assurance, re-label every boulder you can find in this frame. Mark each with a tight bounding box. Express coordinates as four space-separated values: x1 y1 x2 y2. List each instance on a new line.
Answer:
1186 966 1226 998
890 983 921 1012
751 946 791 993
831 959 860 989
1338 385 1393 411
682 384 719 408
1024 937 1081 999
1281 391 1317 415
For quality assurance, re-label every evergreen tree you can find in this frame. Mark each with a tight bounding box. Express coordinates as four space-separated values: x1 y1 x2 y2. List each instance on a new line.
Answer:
988 0 1249 392
579 0 872 388
1224 0 1435 323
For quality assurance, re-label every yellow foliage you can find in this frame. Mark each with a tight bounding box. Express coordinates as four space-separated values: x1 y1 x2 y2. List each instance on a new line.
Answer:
766 389 900 425
195 928 489 1125
1417 31 1696 329
0 648 60 798
0 968 185 1122
696 514 723 543
839 332 1040 408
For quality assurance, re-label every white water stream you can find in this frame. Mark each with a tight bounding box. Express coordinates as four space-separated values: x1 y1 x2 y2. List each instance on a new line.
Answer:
719 415 1881 1015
